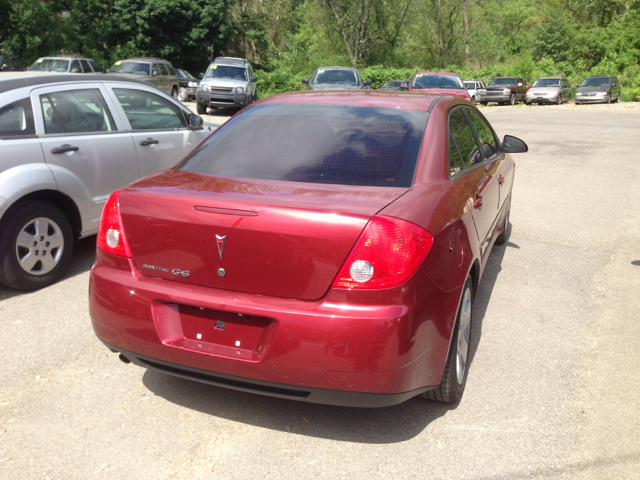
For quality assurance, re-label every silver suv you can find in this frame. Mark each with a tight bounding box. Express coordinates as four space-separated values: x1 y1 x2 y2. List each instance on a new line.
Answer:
0 73 213 290
196 57 257 114
29 56 101 74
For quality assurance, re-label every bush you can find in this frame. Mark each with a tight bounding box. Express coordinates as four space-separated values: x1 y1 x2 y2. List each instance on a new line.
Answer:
621 87 640 102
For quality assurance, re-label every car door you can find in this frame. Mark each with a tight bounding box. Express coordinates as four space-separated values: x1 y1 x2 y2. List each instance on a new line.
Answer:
33 84 140 233
107 86 205 177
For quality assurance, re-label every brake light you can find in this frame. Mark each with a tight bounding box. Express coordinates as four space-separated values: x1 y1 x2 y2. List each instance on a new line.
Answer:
97 190 132 258
332 215 433 289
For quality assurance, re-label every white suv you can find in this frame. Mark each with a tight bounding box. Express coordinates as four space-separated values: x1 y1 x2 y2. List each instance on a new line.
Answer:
0 73 214 290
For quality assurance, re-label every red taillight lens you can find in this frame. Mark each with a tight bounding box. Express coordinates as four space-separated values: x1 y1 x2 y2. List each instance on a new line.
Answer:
332 215 433 290
97 190 132 258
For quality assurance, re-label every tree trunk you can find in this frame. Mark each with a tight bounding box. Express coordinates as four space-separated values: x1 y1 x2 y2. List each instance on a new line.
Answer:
463 0 470 64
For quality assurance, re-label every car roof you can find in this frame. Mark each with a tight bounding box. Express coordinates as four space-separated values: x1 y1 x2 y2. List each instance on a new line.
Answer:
0 73 150 94
314 66 359 72
121 57 169 62
38 56 92 60
213 57 247 66
258 90 440 112
415 71 460 76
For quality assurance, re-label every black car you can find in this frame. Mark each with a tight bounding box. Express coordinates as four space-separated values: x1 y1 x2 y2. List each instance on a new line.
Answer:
378 79 409 91
176 69 199 102
302 66 371 90
0 55 22 71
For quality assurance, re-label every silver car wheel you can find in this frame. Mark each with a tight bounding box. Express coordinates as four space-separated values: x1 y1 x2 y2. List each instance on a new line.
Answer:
15 217 65 276
178 87 188 102
456 286 472 385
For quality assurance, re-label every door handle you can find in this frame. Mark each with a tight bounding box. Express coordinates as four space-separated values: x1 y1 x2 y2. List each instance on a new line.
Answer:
473 194 483 209
139 138 159 146
498 174 505 185
50 144 79 154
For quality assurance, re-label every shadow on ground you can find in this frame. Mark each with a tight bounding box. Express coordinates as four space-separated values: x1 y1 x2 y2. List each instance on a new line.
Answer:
144 238 516 443
0 235 96 302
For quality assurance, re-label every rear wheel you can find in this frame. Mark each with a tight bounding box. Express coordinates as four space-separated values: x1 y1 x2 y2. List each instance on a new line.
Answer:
197 102 207 115
422 276 474 403
0 201 74 291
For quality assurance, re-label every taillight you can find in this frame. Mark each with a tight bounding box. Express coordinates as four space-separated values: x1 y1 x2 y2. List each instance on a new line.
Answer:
97 190 132 258
332 215 433 290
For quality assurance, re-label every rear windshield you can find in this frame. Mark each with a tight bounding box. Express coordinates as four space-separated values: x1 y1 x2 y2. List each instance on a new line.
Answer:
177 103 429 187
312 69 359 85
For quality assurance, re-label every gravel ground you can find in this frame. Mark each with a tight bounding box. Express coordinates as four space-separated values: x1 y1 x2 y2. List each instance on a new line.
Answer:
0 103 639 479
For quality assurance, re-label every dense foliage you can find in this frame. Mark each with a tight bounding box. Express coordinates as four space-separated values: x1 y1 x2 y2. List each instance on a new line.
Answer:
1 0 639 100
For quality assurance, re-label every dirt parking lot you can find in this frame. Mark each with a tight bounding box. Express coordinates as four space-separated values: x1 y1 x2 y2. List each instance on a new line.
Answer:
1 103 639 479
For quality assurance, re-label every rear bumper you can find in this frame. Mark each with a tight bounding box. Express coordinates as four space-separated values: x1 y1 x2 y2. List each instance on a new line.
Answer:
106 342 435 407
89 251 457 405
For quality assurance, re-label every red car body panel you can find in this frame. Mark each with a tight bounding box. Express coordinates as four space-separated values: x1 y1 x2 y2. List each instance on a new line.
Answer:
89 91 516 406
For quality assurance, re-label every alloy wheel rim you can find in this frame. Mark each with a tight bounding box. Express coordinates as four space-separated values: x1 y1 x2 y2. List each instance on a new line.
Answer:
456 287 472 385
15 217 64 276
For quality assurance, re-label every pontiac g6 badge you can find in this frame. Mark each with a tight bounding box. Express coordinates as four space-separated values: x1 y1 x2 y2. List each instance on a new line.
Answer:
216 235 226 260
142 264 189 278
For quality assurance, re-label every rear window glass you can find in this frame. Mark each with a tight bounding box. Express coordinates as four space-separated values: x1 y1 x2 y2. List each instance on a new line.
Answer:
177 103 429 187
0 98 35 137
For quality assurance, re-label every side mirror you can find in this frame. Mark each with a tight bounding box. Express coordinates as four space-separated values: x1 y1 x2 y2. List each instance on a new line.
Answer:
249 76 257 83
517 82 523 87
189 113 204 130
301 78 309 84
503 135 528 154
400 82 409 90
198 72 204 79
612 83 617 87
363 80 371 86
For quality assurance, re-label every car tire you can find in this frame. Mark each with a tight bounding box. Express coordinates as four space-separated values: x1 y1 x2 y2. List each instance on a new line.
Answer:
422 276 474 403
171 87 179 100
495 200 511 246
178 87 188 102
606 94 611 104
509 93 516 105
616 94 621 103
556 95 562 105
480 102 487 106
197 103 207 115
0 201 74 291
471 95 476 105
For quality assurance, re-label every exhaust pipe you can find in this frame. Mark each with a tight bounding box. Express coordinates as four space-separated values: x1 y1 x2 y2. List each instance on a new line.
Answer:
118 354 131 364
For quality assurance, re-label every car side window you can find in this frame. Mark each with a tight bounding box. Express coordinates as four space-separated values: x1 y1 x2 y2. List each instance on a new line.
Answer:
0 98 35 138
70 60 81 73
464 109 499 160
80 60 91 73
158 63 169 76
151 64 160 76
113 88 186 130
448 108 481 178
39 89 116 134
166 64 176 76
89 60 100 72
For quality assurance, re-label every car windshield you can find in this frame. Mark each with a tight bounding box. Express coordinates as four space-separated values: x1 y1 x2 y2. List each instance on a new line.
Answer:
464 82 475 89
205 65 247 80
533 79 561 87
110 61 150 75
30 59 69 72
312 69 358 85
383 81 400 87
490 78 516 86
177 70 195 80
581 77 610 87
411 74 464 89
176 103 429 188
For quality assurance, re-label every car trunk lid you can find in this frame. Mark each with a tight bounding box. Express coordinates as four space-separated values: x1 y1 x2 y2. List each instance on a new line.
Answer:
119 170 408 301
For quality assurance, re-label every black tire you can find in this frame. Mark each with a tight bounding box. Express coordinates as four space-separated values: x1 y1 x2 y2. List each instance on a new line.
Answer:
422 276 474 403
606 94 611 104
0 201 74 291
480 101 487 106
616 94 621 103
509 93 516 105
495 200 511 245
556 94 562 105
197 102 207 115
171 87 178 100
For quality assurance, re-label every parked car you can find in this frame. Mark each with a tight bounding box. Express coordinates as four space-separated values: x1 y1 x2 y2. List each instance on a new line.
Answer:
0 73 213 290
107 57 180 99
28 56 101 74
463 80 486 104
176 69 199 102
302 66 371 90
196 57 257 114
478 77 529 105
407 72 472 101
0 55 22 72
89 90 528 407
525 77 571 105
378 79 409 91
575 75 621 104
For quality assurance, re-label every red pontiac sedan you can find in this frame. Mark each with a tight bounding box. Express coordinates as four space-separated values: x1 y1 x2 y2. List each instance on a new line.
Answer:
408 72 472 102
89 91 527 407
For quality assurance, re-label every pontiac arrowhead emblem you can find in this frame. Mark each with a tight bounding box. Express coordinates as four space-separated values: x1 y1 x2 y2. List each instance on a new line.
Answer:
216 235 226 260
